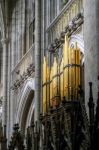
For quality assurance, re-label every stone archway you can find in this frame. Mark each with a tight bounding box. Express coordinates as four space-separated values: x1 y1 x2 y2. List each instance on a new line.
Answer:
25 99 35 128
16 78 35 133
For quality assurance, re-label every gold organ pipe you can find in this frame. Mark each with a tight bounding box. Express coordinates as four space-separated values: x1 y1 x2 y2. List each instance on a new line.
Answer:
43 57 47 113
78 50 80 86
60 58 63 99
63 35 69 99
50 70 52 104
52 57 58 97
76 48 80 85
75 43 80 98
69 47 72 99
50 67 53 106
46 63 50 109
71 48 75 99
63 36 68 65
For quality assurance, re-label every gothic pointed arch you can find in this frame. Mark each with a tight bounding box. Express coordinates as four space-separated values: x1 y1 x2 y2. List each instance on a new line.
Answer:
25 99 35 128
16 78 35 133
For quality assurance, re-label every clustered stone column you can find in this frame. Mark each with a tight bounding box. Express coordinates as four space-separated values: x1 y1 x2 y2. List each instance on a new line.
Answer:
1 38 8 126
34 0 41 122
84 0 99 108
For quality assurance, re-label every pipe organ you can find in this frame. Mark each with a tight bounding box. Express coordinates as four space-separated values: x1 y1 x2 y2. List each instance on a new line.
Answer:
43 35 81 113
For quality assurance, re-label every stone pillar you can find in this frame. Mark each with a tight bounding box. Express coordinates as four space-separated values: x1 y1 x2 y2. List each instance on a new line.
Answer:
6 39 10 140
96 0 99 72
1 38 8 126
84 0 99 108
34 0 41 121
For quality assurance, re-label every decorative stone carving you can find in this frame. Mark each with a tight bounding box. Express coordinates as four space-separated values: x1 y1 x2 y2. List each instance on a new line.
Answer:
48 12 84 53
11 63 35 90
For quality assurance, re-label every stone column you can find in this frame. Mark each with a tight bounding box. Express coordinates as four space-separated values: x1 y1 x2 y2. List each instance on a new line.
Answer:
7 39 12 140
1 38 8 126
84 0 99 108
34 0 41 121
96 0 99 73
